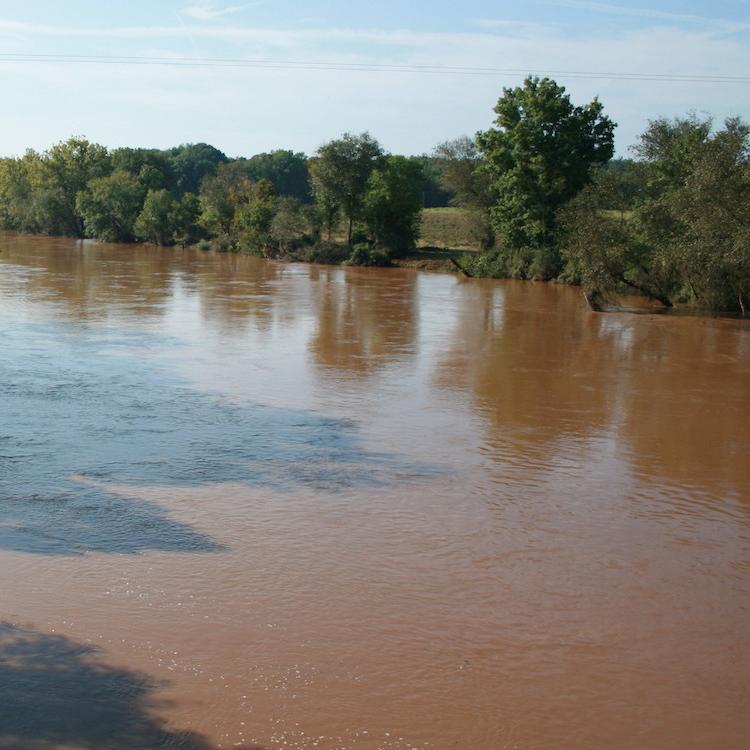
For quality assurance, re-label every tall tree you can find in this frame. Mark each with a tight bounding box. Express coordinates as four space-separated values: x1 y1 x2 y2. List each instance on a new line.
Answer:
44 138 112 236
478 77 615 277
363 156 424 255
309 133 384 247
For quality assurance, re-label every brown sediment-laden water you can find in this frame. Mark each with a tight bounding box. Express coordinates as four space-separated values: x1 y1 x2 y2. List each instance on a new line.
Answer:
0 233 748 750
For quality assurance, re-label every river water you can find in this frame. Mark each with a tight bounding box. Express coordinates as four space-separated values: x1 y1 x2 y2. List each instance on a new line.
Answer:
0 233 748 750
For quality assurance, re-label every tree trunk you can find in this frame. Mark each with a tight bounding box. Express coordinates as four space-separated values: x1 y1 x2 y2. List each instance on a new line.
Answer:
450 257 473 277
583 289 604 312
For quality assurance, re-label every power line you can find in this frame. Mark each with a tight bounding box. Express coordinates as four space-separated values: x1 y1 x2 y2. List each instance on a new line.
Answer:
0 52 747 84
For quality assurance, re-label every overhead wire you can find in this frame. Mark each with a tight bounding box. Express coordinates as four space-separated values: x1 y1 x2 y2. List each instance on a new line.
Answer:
0 52 747 84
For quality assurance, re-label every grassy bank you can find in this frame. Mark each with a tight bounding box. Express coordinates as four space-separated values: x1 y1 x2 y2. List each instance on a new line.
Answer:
388 208 481 272
418 207 483 251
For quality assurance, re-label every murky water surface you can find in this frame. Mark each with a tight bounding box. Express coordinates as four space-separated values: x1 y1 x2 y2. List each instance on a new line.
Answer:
0 233 748 750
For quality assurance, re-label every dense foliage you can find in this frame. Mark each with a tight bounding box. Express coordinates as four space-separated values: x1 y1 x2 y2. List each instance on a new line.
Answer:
477 76 616 278
562 115 750 312
0 134 426 262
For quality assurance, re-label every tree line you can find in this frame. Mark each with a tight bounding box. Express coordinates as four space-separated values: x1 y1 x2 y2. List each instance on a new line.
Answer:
0 136 451 266
446 77 749 314
0 76 747 312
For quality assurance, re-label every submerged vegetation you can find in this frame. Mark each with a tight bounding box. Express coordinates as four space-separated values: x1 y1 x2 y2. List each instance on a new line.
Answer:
0 75 747 312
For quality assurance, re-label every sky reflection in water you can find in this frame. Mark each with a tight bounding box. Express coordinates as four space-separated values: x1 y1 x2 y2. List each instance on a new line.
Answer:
0 317 431 556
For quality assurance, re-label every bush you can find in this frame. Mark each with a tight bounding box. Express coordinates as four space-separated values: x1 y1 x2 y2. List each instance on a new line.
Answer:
453 250 509 278
346 243 391 267
301 242 351 265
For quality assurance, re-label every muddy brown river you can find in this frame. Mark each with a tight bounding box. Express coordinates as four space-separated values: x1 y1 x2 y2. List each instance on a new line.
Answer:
0 233 748 750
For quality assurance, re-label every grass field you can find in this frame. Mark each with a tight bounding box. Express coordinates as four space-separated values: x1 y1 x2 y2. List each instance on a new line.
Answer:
600 209 635 222
419 207 482 251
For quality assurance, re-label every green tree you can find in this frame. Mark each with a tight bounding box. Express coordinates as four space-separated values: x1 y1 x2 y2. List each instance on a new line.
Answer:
363 156 424 255
76 170 145 243
0 155 37 231
111 148 172 192
309 132 384 246
198 162 254 240
45 138 112 236
168 143 228 196
236 179 276 252
134 189 178 245
560 180 676 307
561 115 750 312
477 77 615 277
662 117 750 311
271 197 309 255
173 193 202 247
244 150 311 202
594 159 645 221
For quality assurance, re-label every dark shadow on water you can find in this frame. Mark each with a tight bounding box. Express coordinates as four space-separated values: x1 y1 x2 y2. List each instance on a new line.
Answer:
0 624 266 750
0 320 437 556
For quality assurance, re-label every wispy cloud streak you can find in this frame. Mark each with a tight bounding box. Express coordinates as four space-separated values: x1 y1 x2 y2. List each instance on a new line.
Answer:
182 3 257 21
541 0 750 34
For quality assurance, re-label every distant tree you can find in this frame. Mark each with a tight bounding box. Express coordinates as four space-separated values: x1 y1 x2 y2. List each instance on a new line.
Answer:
363 156 424 255
433 136 495 249
172 193 202 247
111 148 172 192
76 171 145 243
235 179 276 252
596 159 645 218
271 197 309 254
308 176 339 242
433 136 491 208
0 155 37 232
405 156 452 208
198 162 254 239
309 133 384 246
168 143 228 196
244 150 311 202
478 77 615 277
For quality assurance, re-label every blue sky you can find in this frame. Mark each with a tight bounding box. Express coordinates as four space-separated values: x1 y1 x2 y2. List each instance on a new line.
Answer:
0 1 747 156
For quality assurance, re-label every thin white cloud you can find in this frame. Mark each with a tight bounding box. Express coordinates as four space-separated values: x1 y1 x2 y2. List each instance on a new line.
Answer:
0 18 553 49
0 12 747 158
182 3 257 21
542 0 750 34
470 18 552 34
